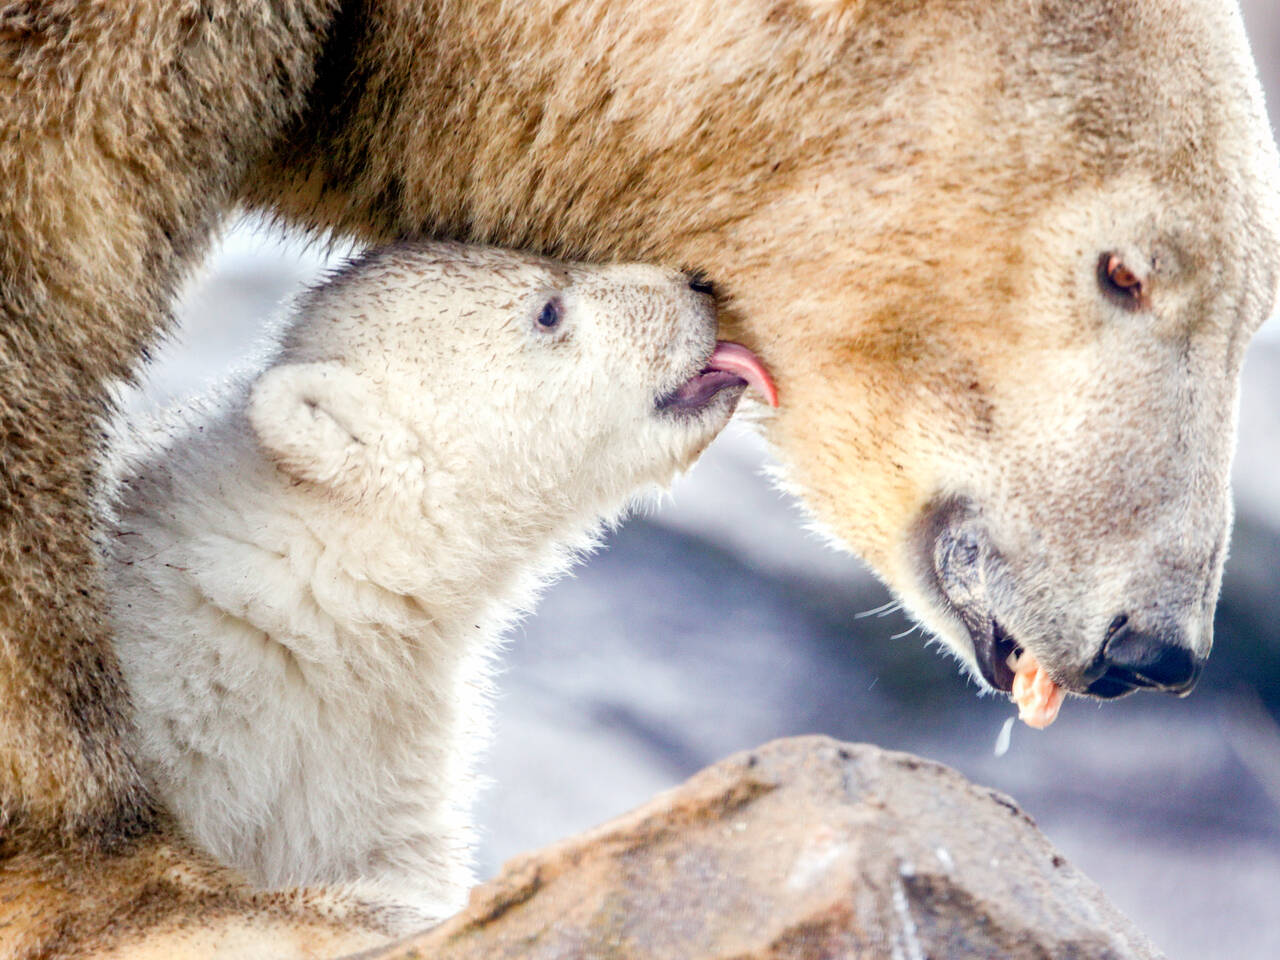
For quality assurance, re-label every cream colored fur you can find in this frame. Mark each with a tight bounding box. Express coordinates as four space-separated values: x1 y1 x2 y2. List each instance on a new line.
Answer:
247 0 1280 694
103 243 737 930
4 1 1280 955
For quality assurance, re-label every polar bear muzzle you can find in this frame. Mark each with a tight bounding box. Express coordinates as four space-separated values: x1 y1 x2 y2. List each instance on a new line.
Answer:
920 494 1211 726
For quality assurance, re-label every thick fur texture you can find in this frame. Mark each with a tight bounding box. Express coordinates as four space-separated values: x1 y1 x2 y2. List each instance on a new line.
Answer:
105 243 737 929
244 0 1280 695
2 0 1278 953
0 0 340 850
0 828 397 960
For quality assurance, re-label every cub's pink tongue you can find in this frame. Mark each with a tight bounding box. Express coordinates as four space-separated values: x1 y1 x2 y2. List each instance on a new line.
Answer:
707 342 779 407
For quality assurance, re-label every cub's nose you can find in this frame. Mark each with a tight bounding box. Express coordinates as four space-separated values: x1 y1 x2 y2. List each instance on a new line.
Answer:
1086 618 1204 699
685 272 716 297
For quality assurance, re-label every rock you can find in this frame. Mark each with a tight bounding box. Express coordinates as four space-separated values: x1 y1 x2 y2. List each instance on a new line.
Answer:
365 736 1163 959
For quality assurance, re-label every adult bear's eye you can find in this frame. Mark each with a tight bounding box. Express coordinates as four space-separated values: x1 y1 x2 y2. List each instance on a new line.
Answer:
1097 252 1148 311
536 298 563 330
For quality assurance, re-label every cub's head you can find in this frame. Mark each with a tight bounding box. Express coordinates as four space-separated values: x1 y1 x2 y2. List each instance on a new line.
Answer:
247 243 773 528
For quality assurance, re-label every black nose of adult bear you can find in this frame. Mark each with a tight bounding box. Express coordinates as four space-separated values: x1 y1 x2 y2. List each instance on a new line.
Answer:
1086 620 1204 699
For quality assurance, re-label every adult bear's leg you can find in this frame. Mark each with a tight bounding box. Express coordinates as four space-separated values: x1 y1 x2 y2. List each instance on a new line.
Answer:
0 0 339 848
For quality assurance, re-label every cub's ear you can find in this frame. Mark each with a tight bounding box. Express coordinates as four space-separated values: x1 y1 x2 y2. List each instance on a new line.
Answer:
248 362 422 494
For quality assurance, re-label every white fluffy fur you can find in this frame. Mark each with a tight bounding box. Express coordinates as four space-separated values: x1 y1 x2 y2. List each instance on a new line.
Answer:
105 243 736 927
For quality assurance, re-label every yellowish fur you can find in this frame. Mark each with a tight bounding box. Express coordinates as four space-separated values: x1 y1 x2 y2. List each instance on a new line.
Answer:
2 0 1277 954
0 824 395 959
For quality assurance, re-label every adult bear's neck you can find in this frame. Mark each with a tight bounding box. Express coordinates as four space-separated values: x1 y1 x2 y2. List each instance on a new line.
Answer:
245 0 867 277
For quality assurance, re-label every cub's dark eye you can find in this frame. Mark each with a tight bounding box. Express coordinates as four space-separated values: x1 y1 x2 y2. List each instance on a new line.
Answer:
1097 252 1147 311
536 297 563 330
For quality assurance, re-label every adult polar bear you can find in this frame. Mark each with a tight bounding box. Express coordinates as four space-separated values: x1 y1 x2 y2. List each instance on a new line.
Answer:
1 0 1278 954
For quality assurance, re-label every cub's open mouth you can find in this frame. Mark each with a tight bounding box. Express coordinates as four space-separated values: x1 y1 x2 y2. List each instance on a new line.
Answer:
657 341 778 414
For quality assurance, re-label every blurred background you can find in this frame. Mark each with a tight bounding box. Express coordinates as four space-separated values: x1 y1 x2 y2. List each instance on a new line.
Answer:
122 5 1280 957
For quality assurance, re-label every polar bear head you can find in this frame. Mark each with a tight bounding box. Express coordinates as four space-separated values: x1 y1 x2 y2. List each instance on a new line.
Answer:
728 0 1280 709
245 244 772 535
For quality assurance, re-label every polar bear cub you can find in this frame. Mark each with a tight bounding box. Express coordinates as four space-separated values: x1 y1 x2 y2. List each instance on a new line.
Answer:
105 242 774 926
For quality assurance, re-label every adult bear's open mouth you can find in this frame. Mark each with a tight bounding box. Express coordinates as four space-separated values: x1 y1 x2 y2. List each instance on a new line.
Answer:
972 618 1021 693
923 500 1018 688
919 497 1068 726
656 341 778 414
